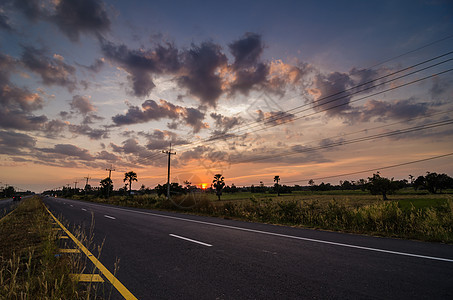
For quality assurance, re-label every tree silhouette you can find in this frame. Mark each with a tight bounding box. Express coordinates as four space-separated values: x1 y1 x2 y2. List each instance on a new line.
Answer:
100 177 113 198
213 174 225 201
123 171 138 195
367 172 399 200
274 175 280 196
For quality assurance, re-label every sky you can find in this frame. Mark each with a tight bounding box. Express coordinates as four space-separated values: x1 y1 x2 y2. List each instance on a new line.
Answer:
0 0 452 193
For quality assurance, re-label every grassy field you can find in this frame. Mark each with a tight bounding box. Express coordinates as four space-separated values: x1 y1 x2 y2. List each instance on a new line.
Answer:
74 188 453 243
0 196 106 299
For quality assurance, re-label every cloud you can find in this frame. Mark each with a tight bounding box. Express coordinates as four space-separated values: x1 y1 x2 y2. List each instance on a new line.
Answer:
68 124 109 140
229 32 264 69
358 98 430 122
209 112 243 139
100 39 180 97
309 71 354 117
137 129 189 150
0 9 12 31
11 0 110 41
179 145 212 161
268 60 314 94
12 0 42 21
1 84 44 112
0 110 48 130
96 150 118 161
78 58 105 73
256 109 295 125
0 130 36 155
38 143 95 161
112 99 208 133
70 95 96 114
21 46 77 91
178 42 227 107
183 107 208 133
52 0 110 42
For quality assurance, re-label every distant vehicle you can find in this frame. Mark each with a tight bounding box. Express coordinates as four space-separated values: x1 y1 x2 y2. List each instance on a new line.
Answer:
13 195 22 201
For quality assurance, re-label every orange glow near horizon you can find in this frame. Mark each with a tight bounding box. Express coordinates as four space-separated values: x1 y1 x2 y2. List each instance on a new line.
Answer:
200 183 208 189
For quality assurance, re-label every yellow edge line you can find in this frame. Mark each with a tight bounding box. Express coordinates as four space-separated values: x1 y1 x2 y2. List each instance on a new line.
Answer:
43 204 138 300
0 207 17 223
70 274 105 282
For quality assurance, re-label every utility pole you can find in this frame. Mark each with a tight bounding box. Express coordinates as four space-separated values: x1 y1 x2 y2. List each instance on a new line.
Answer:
83 175 91 196
106 166 115 198
162 143 176 199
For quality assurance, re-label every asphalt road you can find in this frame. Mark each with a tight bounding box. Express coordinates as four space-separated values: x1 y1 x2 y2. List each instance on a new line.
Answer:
43 196 453 300
0 197 17 218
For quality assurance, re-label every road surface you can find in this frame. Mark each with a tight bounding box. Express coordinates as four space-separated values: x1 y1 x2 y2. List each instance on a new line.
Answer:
43 196 453 299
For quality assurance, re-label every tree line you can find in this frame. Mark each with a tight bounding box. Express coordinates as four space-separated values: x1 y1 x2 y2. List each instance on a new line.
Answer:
41 171 453 200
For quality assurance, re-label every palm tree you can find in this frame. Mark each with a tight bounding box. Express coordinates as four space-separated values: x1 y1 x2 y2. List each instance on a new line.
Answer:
212 174 225 201
274 175 280 196
123 171 138 195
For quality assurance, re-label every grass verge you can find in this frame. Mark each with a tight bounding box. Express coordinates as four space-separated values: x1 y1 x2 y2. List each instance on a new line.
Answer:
0 196 100 299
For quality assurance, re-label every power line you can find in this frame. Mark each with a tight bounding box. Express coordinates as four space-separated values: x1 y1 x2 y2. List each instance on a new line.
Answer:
233 119 453 164
280 152 453 185
173 54 453 153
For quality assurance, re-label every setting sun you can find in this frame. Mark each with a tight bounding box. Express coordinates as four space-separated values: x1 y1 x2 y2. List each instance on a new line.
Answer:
200 183 208 190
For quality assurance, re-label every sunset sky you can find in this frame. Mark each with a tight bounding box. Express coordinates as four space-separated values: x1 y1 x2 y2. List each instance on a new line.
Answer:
1 0 452 193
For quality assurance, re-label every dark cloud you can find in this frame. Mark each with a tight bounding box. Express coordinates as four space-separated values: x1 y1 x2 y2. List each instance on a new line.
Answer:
110 138 164 166
112 99 178 125
70 95 95 114
256 109 295 125
21 46 77 91
100 39 180 97
179 145 212 161
1 84 44 112
100 33 301 106
82 114 104 124
68 124 109 140
230 63 269 95
0 52 16 84
229 32 264 69
51 0 110 42
41 119 67 138
183 107 208 133
0 130 36 155
349 67 382 92
140 129 189 150
359 98 430 122
0 10 12 31
210 112 243 130
12 0 41 21
96 150 118 161
209 112 243 139
78 58 105 73
112 99 207 133
310 71 354 117
178 42 227 107
10 0 110 41
228 33 270 95
0 109 47 131
39 144 95 161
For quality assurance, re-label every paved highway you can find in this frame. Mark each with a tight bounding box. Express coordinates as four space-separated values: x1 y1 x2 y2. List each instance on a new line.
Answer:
0 198 16 218
43 196 453 299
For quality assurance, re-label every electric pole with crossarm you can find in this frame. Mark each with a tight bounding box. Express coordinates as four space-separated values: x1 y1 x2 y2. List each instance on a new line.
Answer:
106 166 115 198
162 143 176 199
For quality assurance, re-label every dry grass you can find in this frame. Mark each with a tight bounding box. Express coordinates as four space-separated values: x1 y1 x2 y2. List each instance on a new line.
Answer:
0 196 115 299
